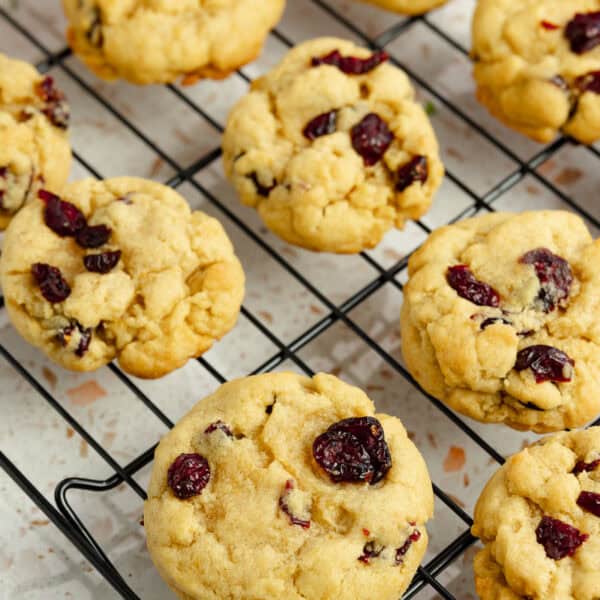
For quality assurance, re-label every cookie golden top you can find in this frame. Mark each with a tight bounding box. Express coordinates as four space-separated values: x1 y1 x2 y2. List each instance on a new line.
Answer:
222 37 443 253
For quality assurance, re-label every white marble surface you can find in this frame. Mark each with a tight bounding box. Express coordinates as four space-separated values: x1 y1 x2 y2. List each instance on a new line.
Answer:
1 1 600 599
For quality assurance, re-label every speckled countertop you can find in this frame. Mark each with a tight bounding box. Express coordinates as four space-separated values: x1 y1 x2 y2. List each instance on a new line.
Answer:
1 1 599 599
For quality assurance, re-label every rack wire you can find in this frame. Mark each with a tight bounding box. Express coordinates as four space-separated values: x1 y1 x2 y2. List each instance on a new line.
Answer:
2 1 600 598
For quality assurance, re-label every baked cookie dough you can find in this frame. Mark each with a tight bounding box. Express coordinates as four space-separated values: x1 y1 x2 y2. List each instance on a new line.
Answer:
222 37 443 253
0 177 244 378
0 53 71 229
472 0 600 143
357 0 447 15
144 372 433 600
62 0 285 85
400 211 600 432
473 428 600 600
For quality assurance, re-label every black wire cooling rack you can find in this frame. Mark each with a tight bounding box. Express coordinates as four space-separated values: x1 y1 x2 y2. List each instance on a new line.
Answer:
2 2 600 598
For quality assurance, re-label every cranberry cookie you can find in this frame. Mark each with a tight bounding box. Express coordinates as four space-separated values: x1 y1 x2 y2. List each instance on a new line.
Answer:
473 0 600 143
400 211 600 432
222 37 443 253
0 53 71 229
0 178 244 378
473 428 600 600
144 372 433 600
62 0 284 85
357 0 447 15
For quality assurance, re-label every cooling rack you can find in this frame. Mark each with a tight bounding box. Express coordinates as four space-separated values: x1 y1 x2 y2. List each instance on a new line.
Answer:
2 1 600 598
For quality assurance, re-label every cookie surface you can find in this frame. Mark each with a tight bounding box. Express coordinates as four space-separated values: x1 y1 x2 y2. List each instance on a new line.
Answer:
144 372 433 600
400 211 600 432
472 428 600 600
222 37 443 253
62 0 284 84
357 0 447 15
0 53 71 229
472 0 600 143
0 177 244 378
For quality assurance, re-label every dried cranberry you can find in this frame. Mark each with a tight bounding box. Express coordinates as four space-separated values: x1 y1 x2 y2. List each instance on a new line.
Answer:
358 541 384 564
481 317 513 330
248 172 276 197
279 480 311 529
514 345 574 384
577 491 600 517
31 263 71 303
0 166 7 178
520 248 573 312
535 516 588 559
83 250 121 274
565 12 600 54
167 453 210 499
204 420 233 438
446 265 500 307
35 76 70 129
76 224 111 248
311 49 389 74
350 113 394 166
395 156 428 192
395 530 421 565
56 321 92 357
575 71 600 93
573 459 600 475
303 110 337 140
541 20 560 31
312 416 391 485
40 190 86 237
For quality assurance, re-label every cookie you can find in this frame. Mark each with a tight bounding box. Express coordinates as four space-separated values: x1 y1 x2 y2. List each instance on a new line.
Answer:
144 372 433 600
0 53 71 229
472 428 600 600
357 0 447 15
222 37 443 253
62 0 285 85
0 177 244 378
472 0 600 144
400 211 600 432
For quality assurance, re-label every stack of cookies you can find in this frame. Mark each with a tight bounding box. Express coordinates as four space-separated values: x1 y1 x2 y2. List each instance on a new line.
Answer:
2 1 600 599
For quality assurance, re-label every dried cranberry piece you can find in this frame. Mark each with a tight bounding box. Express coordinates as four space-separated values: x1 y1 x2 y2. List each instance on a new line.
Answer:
303 110 337 140
83 250 121 274
248 172 276 197
577 491 600 517
395 530 421 565
279 480 311 529
514 345 574 384
40 190 86 237
541 20 560 31
395 156 428 192
312 416 391 485
565 12 600 54
31 263 71 303
56 321 92 357
573 459 600 475
35 76 70 129
358 541 384 564
311 49 389 74
76 224 112 248
0 166 7 178
481 317 513 330
446 265 500 307
520 248 573 312
167 453 210 499
350 113 394 166
204 420 233 438
535 516 588 559
575 70 600 94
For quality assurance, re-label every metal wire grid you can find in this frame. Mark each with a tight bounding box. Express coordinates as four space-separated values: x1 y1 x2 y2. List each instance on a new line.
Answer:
2 2 600 598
